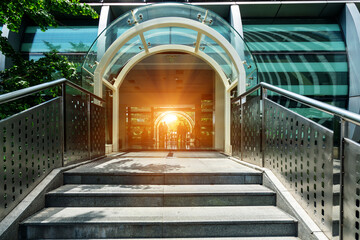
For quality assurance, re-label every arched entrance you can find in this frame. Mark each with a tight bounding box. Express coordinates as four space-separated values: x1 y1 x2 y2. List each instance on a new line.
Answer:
154 111 194 149
82 3 257 153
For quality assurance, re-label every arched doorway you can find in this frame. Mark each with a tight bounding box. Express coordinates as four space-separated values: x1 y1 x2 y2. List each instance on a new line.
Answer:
120 53 216 150
154 111 194 149
82 3 257 153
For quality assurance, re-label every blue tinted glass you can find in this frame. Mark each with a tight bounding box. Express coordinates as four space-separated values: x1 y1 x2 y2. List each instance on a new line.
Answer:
243 21 348 106
21 26 98 53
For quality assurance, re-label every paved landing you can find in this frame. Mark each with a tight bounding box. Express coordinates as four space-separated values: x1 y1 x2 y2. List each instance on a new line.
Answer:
66 152 259 175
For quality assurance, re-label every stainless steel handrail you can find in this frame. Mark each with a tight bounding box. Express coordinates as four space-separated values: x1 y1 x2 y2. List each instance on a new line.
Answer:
233 82 360 126
0 78 104 104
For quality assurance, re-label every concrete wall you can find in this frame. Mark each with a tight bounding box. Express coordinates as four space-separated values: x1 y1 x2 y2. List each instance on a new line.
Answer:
340 3 360 141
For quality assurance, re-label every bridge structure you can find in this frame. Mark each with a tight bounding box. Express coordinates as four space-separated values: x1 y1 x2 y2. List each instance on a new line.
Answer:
1 2 360 240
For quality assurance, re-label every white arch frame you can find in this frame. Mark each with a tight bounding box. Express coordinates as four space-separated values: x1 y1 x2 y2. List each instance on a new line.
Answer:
95 17 246 94
95 17 247 153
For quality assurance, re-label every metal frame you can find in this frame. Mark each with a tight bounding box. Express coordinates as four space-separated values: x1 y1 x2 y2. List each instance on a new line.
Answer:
233 82 360 124
0 78 104 105
231 82 360 239
0 79 106 222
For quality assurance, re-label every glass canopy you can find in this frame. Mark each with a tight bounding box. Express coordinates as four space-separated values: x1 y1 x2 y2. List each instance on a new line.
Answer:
82 3 257 93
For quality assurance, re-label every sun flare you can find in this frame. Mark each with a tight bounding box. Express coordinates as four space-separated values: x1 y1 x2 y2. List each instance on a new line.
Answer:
163 114 178 124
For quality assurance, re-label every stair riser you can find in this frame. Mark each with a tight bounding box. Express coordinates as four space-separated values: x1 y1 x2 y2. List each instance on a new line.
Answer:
22 222 297 239
63 174 262 185
45 194 276 207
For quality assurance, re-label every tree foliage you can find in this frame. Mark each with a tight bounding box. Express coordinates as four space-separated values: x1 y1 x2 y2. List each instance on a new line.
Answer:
0 0 98 119
0 0 98 32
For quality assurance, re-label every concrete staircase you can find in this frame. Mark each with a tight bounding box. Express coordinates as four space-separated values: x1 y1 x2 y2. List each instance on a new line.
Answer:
20 152 299 239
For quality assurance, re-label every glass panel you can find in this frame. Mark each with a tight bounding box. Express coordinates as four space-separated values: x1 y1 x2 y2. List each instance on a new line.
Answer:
103 35 142 81
170 27 197 46
144 27 170 47
201 35 235 80
82 3 258 94
143 27 198 48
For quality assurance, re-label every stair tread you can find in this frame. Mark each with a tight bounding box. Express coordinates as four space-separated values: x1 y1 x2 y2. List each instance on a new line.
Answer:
64 157 261 175
47 184 275 196
36 238 300 240
23 206 297 224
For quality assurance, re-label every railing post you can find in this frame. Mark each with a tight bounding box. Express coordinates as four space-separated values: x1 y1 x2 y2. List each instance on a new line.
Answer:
336 116 346 240
61 83 66 167
261 86 267 167
240 96 244 162
87 94 92 160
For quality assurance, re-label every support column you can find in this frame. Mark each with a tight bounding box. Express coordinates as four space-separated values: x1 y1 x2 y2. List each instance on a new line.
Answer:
112 90 120 151
230 5 243 38
97 6 112 60
0 24 25 71
215 73 225 151
118 104 126 150
95 6 112 98
340 3 360 141
230 5 246 97
0 29 6 71
224 89 231 154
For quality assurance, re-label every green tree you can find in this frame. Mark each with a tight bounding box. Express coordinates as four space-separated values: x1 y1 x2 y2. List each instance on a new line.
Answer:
0 0 98 118
0 0 98 32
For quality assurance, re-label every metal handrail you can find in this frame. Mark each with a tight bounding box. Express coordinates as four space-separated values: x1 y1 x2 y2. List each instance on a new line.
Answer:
0 78 104 105
233 82 360 126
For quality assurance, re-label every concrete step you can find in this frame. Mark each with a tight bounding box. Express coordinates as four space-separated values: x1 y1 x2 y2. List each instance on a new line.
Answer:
63 157 262 185
46 184 276 207
35 238 301 240
21 206 297 239
63 172 262 185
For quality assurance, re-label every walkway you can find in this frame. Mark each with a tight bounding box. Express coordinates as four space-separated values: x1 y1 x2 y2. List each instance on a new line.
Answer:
20 151 299 239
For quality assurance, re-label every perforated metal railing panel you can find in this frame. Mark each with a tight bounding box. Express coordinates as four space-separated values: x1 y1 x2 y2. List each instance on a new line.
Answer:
90 102 105 158
231 101 241 158
344 138 360 240
64 95 89 165
264 99 334 237
0 98 62 220
242 96 262 166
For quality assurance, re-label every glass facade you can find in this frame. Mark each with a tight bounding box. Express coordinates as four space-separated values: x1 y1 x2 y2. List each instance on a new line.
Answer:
12 4 353 146
21 24 98 71
243 20 348 125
